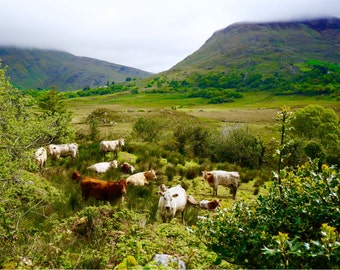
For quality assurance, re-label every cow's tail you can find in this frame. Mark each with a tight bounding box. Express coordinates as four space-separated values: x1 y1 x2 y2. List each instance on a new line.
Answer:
187 195 199 205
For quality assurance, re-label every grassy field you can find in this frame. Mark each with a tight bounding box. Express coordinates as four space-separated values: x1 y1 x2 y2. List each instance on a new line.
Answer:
63 90 339 211
66 91 339 143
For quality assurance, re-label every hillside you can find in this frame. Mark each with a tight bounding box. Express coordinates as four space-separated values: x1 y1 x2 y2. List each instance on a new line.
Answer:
169 17 340 78
0 47 152 90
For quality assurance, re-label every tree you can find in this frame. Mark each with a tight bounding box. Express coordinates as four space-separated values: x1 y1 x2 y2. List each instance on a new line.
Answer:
0 63 72 265
37 90 75 144
0 65 44 177
290 105 340 165
211 125 264 168
0 63 75 177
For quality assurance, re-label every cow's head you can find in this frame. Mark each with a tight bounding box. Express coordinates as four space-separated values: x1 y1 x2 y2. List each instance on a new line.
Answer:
118 179 128 194
119 138 125 147
202 171 213 180
160 191 179 211
35 147 46 158
208 199 221 210
48 144 56 155
202 171 214 185
145 170 157 180
110 160 118 168
72 170 82 181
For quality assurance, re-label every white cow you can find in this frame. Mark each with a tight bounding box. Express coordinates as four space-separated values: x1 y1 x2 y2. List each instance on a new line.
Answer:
158 185 187 223
100 139 125 156
87 160 118 174
126 169 157 186
202 170 239 199
48 143 78 160
34 147 47 169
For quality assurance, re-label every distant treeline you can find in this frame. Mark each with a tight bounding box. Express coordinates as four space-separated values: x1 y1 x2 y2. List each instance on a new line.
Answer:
23 59 339 104
23 83 137 99
147 60 340 101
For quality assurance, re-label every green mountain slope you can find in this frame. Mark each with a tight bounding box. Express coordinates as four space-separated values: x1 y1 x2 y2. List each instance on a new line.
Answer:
0 47 152 90
169 17 340 78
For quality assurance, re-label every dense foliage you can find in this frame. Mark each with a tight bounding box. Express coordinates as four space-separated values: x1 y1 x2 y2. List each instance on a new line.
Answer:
290 105 340 165
145 60 340 102
195 160 339 268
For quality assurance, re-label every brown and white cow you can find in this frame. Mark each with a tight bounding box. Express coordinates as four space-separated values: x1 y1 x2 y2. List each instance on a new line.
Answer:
121 162 136 174
34 147 47 169
100 139 124 156
158 185 187 223
126 169 157 186
48 143 78 160
199 199 221 211
80 177 128 204
202 170 239 199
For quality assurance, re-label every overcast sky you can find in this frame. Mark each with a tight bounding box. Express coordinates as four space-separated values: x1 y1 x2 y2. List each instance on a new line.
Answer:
0 0 339 73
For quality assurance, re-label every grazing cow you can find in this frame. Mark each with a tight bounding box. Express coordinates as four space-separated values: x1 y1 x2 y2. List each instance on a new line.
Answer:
199 199 221 211
80 177 128 204
126 169 157 186
100 139 125 156
121 162 136 174
158 185 187 223
202 170 239 199
34 147 47 169
87 160 118 174
48 143 78 160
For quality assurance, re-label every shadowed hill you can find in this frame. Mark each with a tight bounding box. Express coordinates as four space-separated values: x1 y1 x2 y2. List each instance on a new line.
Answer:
0 47 152 90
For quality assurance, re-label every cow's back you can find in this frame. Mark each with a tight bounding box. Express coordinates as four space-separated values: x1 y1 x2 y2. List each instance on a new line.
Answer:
211 170 239 186
80 178 127 202
49 143 78 158
126 172 146 185
100 140 123 153
87 162 111 173
100 141 111 152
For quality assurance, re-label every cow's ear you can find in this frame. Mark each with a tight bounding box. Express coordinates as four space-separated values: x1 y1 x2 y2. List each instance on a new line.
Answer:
172 193 179 198
157 191 164 196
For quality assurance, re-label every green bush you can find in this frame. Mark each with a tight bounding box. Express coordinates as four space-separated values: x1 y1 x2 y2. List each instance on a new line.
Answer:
195 159 340 268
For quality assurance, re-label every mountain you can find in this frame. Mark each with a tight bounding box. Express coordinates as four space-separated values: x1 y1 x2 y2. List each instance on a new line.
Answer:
0 47 152 90
169 17 340 78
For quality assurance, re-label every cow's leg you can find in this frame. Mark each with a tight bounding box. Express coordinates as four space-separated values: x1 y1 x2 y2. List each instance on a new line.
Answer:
231 184 237 200
213 187 217 196
181 210 185 225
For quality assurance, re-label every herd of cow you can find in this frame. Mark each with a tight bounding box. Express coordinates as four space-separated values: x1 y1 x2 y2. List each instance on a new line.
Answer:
34 139 240 223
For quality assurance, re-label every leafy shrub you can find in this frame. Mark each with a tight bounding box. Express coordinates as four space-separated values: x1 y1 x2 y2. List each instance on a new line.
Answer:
132 117 166 142
165 163 177 181
195 159 340 268
211 125 264 168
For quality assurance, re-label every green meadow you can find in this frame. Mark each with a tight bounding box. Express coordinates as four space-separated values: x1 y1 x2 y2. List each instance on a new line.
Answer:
67 91 339 143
